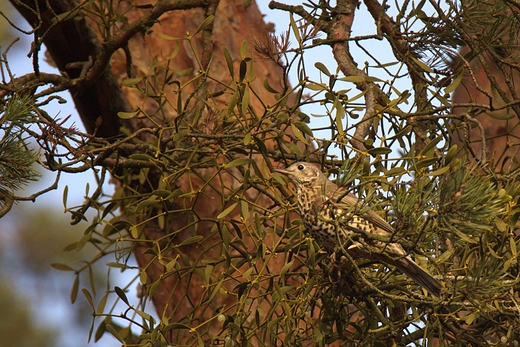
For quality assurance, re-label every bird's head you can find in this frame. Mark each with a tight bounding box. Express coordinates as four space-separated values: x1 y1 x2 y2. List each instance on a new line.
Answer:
275 162 325 188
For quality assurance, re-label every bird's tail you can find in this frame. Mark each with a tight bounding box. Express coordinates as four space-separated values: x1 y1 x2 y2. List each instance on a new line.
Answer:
392 256 443 298
346 242 443 297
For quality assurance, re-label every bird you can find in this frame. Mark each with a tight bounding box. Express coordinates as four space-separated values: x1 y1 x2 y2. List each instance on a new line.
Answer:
275 161 442 298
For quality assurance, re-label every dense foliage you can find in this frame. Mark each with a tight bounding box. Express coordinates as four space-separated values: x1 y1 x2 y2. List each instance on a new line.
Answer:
1 0 520 346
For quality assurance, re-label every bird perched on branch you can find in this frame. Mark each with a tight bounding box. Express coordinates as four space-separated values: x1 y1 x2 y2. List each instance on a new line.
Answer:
275 162 442 298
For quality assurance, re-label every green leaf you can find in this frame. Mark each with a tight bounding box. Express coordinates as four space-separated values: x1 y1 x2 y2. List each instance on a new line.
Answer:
271 172 288 187
101 202 118 220
283 141 302 155
223 47 234 77
242 266 253 280
240 39 248 58
117 111 139 119
488 112 515 120
52 263 75 271
427 166 450 176
106 324 124 343
63 185 68 208
140 271 148 284
385 167 406 176
152 189 171 198
240 199 249 222
71 275 79 304
192 15 214 37
263 79 280 93
94 319 107 342
334 98 344 136
380 61 398 67
243 132 252 146
135 195 159 212
254 136 268 159
289 13 301 42
62 242 78 252
345 89 368 102
239 60 247 83
495 217 508 232
134 308 152 322
411 56 433 73
121 77 143 87
294 121 313 136
421 135 444 155
306 82 327 91
280 260 294 278
315 62 331 76
77 230 92 249
217 202 238 219
445 144 458 164
157 32 181 40
444 70 464 94
339 75 365 83
225 158 250 169
414 157 439 170
164 323 192 333
169 40 181 60
97 293 108 314
130 225 139 238
241 87 250 115
291 123 309 144
82 288 94 309
367 147 392 155
436 249 453 263
128 153 155 161
166 188 184 201
178 235 203 247
204 265 214 283
114 286 130 305
173 67 193 77
227 90 239 114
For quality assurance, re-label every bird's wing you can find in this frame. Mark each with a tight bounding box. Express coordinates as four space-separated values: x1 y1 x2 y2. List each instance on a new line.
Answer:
330 185 395 235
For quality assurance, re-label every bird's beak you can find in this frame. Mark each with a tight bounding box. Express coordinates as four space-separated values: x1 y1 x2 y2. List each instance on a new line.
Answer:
274 168 290 175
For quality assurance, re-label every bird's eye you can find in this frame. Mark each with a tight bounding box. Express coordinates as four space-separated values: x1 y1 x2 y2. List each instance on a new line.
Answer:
297 164 305 170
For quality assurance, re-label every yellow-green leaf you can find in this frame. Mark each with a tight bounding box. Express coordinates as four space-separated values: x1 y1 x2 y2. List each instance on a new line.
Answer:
427 166 450 177
444 70 464 94
157 32 181 40
117 111 139 119
178 235 204 247
223 47 234 77
291 123 309 144
339 75 365 83
121 77 143 87
411 56 433 73
240 39 248 58
52 263 75 271
488 112 515 120
217 202 238 219
192 15 214 37
225 158 250 169
82 288 94 309
315 62 331 76
71 275 79 303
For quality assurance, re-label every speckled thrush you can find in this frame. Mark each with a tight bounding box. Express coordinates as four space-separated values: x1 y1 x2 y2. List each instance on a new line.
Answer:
276 162 442 297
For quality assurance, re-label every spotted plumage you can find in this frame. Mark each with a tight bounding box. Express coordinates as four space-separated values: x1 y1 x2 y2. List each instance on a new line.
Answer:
276 162 442 297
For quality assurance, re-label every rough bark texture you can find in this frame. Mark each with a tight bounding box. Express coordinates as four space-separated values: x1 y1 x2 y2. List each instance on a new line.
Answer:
11 0 304 340
107 0 292 325
10 0 129 137
452 46 520 168
451 4 520 169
